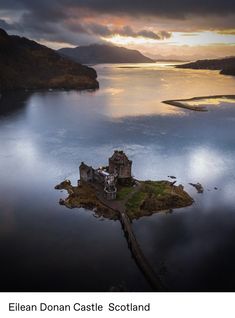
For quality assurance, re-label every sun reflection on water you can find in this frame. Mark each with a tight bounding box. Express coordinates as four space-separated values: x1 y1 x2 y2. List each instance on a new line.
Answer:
94 64 235 118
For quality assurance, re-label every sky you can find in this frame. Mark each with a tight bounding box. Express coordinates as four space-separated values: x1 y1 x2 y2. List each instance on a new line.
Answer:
0 0 235 60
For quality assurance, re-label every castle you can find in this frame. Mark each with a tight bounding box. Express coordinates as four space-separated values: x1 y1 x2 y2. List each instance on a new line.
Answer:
79 150 132 200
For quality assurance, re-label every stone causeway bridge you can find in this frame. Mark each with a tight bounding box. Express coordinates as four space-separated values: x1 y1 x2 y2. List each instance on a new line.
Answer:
119 210 165 291
95 186 165 291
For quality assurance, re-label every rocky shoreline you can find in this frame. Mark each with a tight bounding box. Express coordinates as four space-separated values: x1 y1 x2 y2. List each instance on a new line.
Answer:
55 179 194 220
176 57 235 77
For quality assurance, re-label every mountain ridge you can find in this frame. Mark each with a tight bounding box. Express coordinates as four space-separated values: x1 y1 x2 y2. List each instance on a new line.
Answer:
58 43 155 64
0 28 99 91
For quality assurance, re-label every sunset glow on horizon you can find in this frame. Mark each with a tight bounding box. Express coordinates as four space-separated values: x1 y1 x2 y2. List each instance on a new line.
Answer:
0 0 235 60
104 31 235 47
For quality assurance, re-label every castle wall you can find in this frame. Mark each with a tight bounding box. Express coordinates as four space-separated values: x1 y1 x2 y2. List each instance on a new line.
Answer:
93 170 105 183
79 163 94 182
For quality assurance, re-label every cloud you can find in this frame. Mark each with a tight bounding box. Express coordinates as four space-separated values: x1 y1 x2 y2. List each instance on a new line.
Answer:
218 29 235 35
71 0 235 17
0 18 11 29
122 27 172 40
85 24 172 40
0 11 172 45
0 0 234 49
158 30 172 39
85 23 112 37
1 1 235 25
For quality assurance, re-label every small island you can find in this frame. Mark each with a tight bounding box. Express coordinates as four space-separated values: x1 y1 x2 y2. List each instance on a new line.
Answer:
55 151 193 220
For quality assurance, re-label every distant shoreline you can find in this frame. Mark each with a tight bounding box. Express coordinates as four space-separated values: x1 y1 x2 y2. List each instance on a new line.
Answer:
176 57 235 77
162 95 235 112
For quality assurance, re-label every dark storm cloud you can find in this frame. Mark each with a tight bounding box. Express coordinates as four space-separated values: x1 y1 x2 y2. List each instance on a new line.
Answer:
0 17 24 33
85 23 112 37
0 8 172 45
137 30 161 40
70 0 235 16
121 27 171 40
0 18 11 29
0 0 234 46
86 24 171 40
1 0 235 20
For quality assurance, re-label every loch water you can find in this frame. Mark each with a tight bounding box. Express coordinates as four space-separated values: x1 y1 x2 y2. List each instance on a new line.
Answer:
0 63 235 291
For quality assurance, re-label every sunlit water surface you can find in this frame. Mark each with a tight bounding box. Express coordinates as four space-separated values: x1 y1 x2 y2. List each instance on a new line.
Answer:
0 63 235 291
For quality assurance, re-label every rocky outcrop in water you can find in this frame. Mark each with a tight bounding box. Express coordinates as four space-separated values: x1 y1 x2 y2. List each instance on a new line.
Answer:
189 182 204 193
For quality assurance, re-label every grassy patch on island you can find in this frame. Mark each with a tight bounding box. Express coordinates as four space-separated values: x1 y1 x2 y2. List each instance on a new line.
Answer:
125 180 193 219
116 186 134 200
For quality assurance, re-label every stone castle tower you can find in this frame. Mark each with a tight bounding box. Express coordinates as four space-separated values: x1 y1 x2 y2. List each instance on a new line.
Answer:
109 150 132 184
79 150 132 199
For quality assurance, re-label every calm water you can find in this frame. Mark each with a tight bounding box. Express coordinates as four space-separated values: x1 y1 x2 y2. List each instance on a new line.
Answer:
0 63 235 291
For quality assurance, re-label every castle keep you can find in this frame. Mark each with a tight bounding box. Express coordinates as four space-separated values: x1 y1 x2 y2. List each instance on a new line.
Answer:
79 150 132 200
109 150 132 184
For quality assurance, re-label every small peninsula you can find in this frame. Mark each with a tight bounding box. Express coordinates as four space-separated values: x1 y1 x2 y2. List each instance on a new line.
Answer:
176 56 235 77
55 151 193 220
0 28 98 92
163 95 235 112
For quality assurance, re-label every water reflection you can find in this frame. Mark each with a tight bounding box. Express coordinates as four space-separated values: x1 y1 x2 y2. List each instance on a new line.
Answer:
0 91 31 116
133 204 235 291
95 63 235 118
0 63 235 291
